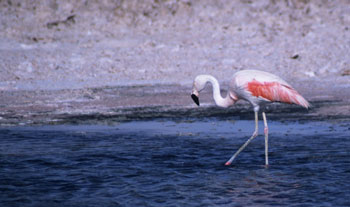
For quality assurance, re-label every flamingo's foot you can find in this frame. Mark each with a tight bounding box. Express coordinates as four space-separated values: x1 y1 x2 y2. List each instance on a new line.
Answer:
225 161 231 166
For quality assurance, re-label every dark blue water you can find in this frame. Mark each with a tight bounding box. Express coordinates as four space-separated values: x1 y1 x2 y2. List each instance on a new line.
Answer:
1 120 350 206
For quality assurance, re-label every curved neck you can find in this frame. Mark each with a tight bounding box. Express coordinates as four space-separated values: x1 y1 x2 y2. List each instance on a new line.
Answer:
203 75 234 108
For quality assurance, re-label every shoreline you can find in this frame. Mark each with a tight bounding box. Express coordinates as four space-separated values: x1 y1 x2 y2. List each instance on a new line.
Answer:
1 1 349 125
1 81 349 126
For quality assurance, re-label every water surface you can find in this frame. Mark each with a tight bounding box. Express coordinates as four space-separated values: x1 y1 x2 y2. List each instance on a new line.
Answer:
1 119 349 206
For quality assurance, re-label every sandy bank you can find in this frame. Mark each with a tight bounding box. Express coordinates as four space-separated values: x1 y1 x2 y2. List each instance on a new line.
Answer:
0 1 349 125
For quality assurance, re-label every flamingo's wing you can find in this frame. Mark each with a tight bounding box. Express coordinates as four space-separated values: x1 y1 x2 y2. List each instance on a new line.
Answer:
246 80 310 108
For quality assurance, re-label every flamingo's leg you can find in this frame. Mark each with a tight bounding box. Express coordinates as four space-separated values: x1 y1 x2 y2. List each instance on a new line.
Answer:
225 111 259 165
262 112 269 166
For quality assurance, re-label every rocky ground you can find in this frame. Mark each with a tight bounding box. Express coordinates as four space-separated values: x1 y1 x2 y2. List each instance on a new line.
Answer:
0 0 349 126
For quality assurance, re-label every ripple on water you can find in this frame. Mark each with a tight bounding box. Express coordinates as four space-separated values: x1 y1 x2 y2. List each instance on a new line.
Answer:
0 120 349 206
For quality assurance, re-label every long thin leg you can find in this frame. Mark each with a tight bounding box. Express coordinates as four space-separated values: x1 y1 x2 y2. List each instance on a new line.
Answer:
225 111 259 165
262 112 269 166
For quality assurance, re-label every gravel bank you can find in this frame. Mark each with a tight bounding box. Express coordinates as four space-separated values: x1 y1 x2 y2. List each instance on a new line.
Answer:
0 0 349 125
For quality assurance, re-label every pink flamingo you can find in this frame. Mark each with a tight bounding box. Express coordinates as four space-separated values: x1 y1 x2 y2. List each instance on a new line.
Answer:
191 70 310 166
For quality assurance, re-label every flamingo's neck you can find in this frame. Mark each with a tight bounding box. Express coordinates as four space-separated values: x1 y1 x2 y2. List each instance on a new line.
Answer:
202 75 234 108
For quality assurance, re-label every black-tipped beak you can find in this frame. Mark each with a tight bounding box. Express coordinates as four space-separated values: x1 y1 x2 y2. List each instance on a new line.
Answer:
191 94 200 106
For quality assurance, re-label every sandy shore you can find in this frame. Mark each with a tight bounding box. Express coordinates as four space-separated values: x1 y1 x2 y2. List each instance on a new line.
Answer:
0 1 349 125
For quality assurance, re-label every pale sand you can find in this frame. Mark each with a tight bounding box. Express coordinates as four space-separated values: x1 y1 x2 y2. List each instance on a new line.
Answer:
0 1 349 125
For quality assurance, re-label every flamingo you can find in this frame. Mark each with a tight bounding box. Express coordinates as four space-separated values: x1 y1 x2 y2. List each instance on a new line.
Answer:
191 70 310 166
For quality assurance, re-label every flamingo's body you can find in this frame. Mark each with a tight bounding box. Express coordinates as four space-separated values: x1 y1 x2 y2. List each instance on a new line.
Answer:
191 70 309 166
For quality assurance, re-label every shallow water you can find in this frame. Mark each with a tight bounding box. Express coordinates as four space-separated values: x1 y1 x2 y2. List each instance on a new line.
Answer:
1 119 350 206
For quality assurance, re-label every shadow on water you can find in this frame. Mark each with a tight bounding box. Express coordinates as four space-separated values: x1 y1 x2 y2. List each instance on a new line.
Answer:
0 118 350 206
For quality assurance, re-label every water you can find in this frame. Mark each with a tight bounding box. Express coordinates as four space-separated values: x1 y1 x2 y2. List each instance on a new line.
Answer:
1 119 350 206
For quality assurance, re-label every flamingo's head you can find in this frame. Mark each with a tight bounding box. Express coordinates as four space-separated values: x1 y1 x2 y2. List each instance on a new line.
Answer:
191 75 208 106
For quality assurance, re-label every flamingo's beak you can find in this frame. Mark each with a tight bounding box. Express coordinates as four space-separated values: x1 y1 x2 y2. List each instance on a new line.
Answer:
191 94 200 106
